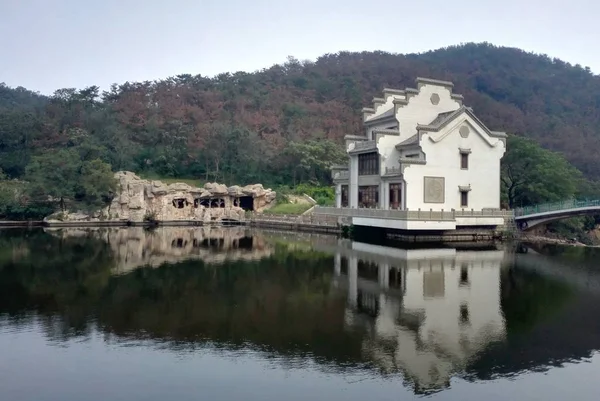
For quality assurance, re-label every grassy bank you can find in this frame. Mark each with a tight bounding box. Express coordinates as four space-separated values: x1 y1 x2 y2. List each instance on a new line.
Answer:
264 202 312 215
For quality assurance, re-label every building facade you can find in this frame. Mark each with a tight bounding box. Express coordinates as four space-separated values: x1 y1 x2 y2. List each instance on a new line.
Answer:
332 77 507 212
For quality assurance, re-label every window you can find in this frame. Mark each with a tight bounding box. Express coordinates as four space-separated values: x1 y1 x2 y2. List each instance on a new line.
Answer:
358 152 379 175
358 185 379 208
460 153 469 169
460 191 468 207
341 185 349 207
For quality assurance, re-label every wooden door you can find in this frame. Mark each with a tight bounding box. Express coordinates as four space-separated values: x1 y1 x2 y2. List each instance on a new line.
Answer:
389 183 401 209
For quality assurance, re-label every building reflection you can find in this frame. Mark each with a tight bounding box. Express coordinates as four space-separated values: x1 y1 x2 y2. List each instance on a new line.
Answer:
44 226 273 273
332 241 507 393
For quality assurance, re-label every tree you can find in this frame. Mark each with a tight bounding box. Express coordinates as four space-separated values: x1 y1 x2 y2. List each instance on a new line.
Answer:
76 159 117 209
25 149 80 211
5 42 600 189
501 135 583 208
25 149 115 212
286 139 347 185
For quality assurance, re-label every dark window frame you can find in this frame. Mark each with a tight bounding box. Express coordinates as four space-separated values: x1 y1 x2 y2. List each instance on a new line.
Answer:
460 191 469 208
358 152 379 176
460 153 469 169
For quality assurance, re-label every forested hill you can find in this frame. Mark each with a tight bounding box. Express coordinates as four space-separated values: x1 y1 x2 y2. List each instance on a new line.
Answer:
1 42 600 185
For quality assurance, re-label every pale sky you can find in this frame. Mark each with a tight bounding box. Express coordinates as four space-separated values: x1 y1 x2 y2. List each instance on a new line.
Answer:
1 0 599 95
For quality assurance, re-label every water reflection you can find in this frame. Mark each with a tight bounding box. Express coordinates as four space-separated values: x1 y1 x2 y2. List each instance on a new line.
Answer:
1 228 600 399
45 226 273 273
330 242 507 393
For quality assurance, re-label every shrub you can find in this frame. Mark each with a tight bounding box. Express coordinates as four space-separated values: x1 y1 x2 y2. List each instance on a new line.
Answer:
292 184 335 202
315 195 334 206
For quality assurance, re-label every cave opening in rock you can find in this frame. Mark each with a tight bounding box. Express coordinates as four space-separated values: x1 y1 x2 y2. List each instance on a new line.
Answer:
238 196 254 211
194 199 210 208
209 198 225 208
208 238 225 248
171 238 187 248
238 236 253 249
172 198 187 209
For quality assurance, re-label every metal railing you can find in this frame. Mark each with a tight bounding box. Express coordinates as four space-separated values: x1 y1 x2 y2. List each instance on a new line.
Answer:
313 206 512 221
514 199 600 217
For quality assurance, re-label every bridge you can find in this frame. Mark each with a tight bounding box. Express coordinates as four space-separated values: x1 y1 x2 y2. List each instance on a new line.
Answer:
514 199 600 230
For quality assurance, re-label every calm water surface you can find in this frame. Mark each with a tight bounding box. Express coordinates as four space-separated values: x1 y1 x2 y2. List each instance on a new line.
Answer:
1 227 600 400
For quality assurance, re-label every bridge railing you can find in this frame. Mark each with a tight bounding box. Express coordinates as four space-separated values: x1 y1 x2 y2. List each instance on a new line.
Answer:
514 199 600 217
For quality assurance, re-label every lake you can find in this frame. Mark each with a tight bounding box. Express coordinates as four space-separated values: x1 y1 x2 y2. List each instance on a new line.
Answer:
1 226 600 400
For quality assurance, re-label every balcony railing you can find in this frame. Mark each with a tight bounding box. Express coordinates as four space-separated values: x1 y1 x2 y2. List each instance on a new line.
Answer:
332 170 349 180
313 206 513 221
352 140 376 152
384 166 402 176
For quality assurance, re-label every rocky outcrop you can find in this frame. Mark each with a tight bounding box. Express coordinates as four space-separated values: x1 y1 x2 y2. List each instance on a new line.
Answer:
44 171 276 224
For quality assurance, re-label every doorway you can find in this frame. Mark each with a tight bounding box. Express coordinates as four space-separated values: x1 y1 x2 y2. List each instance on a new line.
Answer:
389 183 402 209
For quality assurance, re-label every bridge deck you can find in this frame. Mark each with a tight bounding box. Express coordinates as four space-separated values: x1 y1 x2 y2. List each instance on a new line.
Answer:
512 199 600 229
515 206 600 221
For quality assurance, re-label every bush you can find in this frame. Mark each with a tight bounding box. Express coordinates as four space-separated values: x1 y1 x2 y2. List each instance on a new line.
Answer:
314 195 334 206
292 184 335 202
0 202 55 220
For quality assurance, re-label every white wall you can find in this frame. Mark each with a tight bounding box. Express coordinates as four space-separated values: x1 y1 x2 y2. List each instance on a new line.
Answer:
397 85 460 139
377 83 461 181
403 114 505 211
352 216 456 230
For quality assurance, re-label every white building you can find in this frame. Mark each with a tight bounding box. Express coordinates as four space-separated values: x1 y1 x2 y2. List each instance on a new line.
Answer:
332 77 507 212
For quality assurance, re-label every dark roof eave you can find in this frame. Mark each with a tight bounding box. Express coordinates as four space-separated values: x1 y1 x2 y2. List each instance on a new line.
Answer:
395 144 422 151
419 107 508 139
348 147 378 155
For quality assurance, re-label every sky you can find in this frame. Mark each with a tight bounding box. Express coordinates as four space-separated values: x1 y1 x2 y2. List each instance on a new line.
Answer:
1 0 599 95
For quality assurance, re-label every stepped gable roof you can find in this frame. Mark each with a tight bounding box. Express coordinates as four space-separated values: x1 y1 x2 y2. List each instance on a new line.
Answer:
396 133 419 147
418 106 507 138
365 107 395 123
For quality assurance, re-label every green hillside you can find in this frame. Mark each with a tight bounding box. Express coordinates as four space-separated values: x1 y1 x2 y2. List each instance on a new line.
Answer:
1 42 599 191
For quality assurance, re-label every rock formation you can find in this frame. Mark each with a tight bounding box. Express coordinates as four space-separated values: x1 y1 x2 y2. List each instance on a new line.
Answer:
44 171 276 224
